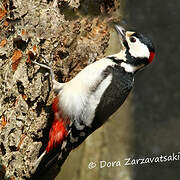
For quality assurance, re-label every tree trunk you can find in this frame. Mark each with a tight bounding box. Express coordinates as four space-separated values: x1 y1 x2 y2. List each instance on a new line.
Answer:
0 0 123 179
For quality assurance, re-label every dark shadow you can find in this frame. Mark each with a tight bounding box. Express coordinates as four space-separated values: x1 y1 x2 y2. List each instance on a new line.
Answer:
124 0 180 179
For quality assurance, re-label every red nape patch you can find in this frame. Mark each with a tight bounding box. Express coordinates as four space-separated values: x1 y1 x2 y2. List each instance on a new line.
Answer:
46 118 68 153
149 51 155 63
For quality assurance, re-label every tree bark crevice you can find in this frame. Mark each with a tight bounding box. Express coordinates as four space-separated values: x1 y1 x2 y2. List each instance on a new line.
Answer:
0 0 121 179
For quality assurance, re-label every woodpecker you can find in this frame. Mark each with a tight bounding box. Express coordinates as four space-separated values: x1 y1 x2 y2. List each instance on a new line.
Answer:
31 25 155 177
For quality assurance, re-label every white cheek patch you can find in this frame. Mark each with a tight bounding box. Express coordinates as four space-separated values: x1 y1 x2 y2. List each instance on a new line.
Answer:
128 38 150 59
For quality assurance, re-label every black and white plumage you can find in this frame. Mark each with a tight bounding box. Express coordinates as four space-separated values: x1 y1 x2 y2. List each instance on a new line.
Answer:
31 25 155 178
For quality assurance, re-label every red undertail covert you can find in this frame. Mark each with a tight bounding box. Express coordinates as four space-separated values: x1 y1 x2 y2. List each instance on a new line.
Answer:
46 96 69 153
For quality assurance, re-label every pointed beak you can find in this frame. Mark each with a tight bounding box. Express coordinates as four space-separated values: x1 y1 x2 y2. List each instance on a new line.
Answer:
114 25 126 42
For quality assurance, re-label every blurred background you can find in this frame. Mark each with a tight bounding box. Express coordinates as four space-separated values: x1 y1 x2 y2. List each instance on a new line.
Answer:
56 0 180 179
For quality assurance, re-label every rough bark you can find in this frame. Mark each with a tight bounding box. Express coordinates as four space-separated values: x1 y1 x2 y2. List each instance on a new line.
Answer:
0 0 121 179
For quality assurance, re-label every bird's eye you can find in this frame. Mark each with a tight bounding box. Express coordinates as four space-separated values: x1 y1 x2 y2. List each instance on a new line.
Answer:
130 37 136 43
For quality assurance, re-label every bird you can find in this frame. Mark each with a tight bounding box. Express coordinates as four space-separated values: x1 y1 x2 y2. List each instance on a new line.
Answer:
30 25 155 178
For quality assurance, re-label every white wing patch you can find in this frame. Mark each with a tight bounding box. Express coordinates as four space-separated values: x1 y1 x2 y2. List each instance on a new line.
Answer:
121 62 144 73
82 74 112 127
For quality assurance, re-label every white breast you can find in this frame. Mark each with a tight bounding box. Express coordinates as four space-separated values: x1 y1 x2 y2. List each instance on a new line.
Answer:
58 58 115 128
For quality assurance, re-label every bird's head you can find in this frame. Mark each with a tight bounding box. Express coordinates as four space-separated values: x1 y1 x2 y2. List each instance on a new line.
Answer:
114 25 155 73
